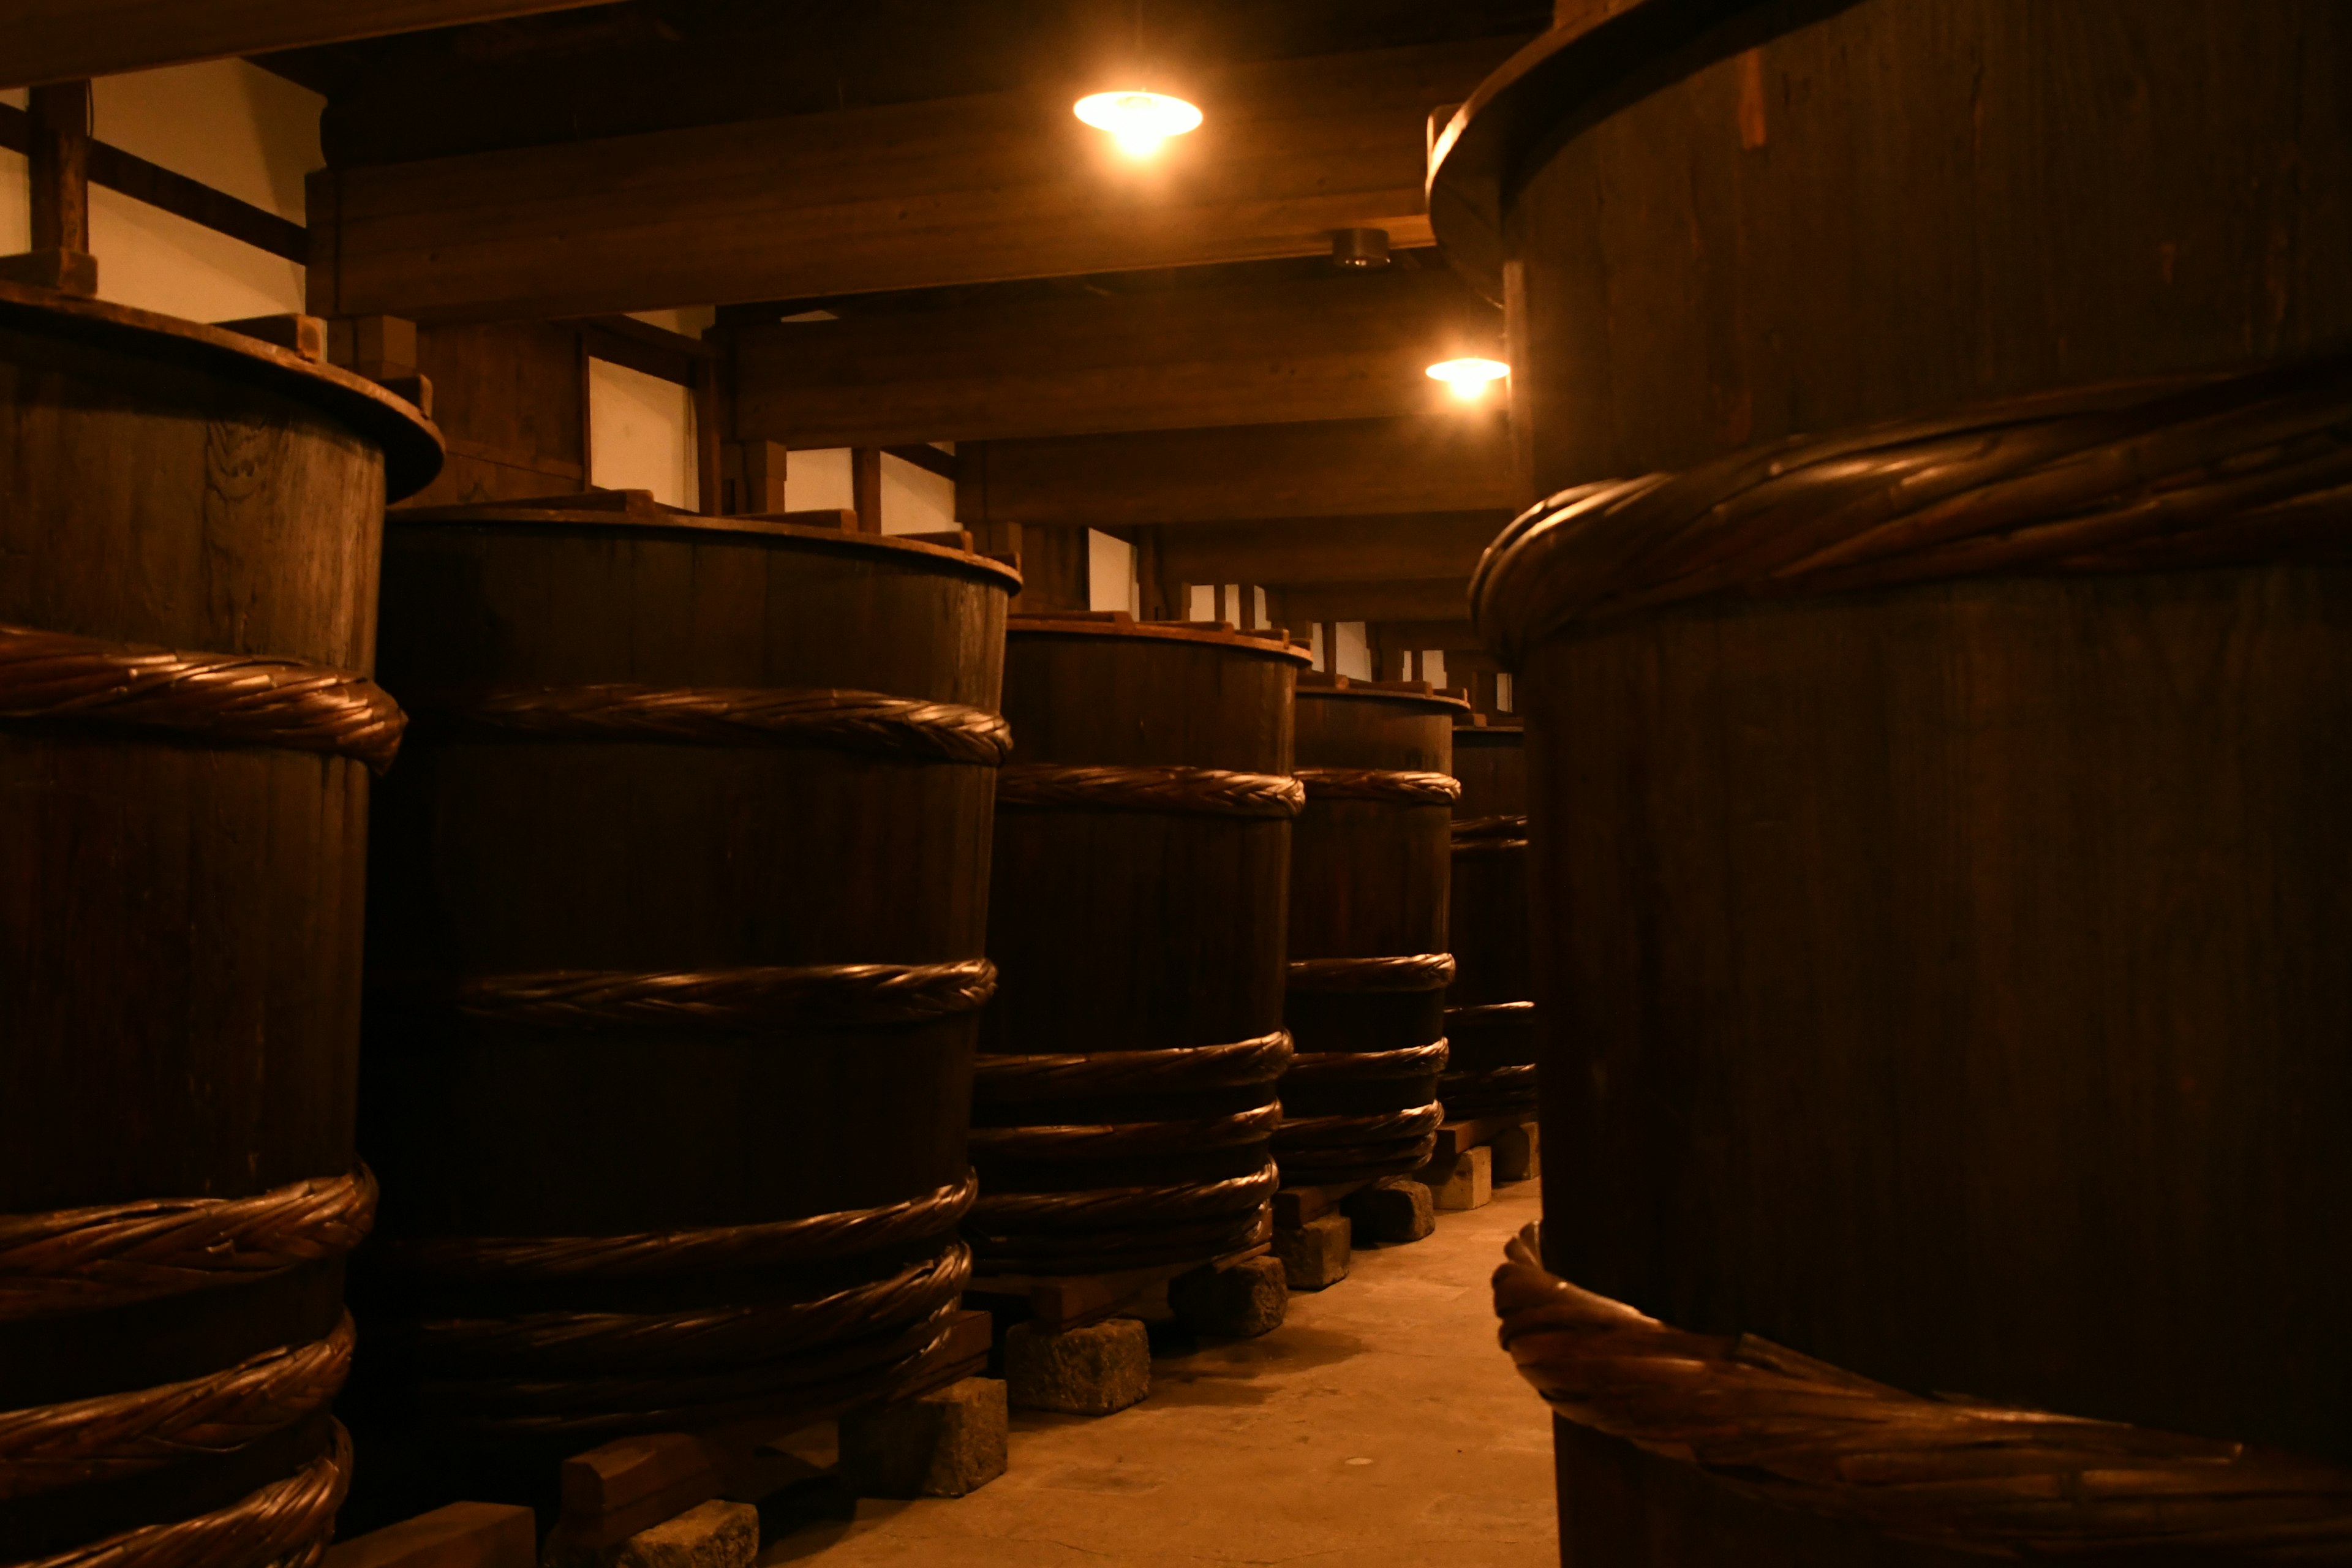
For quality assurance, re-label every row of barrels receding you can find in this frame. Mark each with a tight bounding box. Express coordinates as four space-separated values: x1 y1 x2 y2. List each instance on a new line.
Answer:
0 282 1536 1559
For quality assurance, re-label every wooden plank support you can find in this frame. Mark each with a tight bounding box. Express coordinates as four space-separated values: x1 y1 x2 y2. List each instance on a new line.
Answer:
307 37 1528 321
2 2 614 89
968 1242 1274 1333
0 82 96 296
323 1502 535 1568
729 269 1501 447
958 412 1517 529
851 447 884 533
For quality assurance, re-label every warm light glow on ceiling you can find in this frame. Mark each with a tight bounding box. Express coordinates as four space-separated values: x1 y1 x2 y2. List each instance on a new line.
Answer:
1427 357 1510 401
1075 91 1203 157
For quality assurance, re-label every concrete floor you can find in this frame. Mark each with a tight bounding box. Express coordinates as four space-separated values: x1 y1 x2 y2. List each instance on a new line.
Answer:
766 1177 1555 1567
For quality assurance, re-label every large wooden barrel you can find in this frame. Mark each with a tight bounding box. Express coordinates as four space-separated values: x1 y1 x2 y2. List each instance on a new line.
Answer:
1439 1 2352 1558
0 285 440 1565
1442 720 1534 1118
350 499 1016 1503
1275 677 1471 1185
971 614 1310 1273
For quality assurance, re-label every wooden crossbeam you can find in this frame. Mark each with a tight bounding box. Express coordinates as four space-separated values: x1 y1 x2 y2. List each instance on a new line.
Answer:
1 2 608 89
1277 578 1476 624
730 268 1502 447
957 412 1517 530
307 37 1528 322
1150 512 1510 588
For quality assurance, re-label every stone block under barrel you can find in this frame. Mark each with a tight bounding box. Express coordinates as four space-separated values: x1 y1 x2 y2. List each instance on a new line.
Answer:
350 497 1016 1512
1275 676 1470 1185
0 284 440 1564
1442 718 1534 1119
968 614 1309 1275
1438 0 2352 1556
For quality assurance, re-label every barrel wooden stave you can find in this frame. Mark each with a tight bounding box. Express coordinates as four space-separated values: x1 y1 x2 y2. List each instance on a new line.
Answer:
1445 725 1536 1113
975 623 1302 1272
0 289 437 1561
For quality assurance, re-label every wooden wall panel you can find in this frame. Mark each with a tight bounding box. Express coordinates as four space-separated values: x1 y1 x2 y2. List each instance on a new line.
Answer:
398 320 584 509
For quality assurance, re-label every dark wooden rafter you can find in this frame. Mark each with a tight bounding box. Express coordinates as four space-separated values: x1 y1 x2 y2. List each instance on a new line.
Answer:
306 36 1531 322
0 101 309 262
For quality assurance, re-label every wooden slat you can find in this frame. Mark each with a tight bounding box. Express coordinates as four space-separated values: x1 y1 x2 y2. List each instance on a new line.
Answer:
0 1 609 88
731 269 1501 447
1152 512 1510 587
312 37 1527 322
959 412 1517 529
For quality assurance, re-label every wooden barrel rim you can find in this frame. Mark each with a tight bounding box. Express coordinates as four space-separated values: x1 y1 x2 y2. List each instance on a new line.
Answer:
407 684 1011 766
387 502 1022 592
383 1174 976 1280
7 1419 352 1568
1008 613 1313 664
0 280 443 500
0 1169 376 1322
1297 679 1474 718
404 1240 969 1377
379 957 998 1032
1472 355 2352 665
0 624 406 774
997 763 1303 818
1424 0 1789 305
1493 1225 2352 1559
1287 953 1458 993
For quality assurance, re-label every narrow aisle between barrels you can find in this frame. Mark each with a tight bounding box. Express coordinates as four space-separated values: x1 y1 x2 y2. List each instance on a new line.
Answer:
764 1181 1552 1567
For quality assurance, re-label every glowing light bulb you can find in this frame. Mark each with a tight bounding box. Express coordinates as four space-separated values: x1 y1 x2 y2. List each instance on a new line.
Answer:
1076 91 1203 154
1427 357 1510 401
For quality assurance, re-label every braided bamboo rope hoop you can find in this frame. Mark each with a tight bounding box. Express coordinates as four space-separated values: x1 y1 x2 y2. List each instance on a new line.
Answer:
1273 1134 1439 1181
1287 954 1457 993
967 1162 1281 1231
1452 834 1529 857
1295 767 1462 805
404 956 997 1031
1493 1224 2352 1559
1283 1039 1450 1085
969 1205 1274 1273
0 1317 352 1498
967 1102 1281 1161
972 1031 1292 1101
997 764 1303 818
1274 1101 1447 1148
409 1240 970 1375
408 683 1011 765
0 1168 376 1322
12 1420 351 1568
1452 814 1529 842
385 1172 976 1280
1474 355 2352 665
1441 1064 1538 1093
1446 1001 1535 1025
0 624 402 774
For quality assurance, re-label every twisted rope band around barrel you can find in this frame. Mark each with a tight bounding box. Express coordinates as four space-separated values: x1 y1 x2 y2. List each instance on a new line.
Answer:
1492 1224 2352 1559
0 1168 376 1322
14 1420 351 1568
409 684 1012 766
967 1102 1282 1161
972 1030 1292 1102
1446 1000 1534 1026
1452 813 1529 842
0 1314 353 1498
968 1205 1274 1274
1295 767 1462 805
400 957 997 1032
967 1163 1282 1232
1287 954 1458 993
998 764 1304 819
1473 353 2352 665
1283 1039 1451 1085
385 1172 977 1281
0 624 403 774
1274 1101 1447 1150
409 1239 971 1376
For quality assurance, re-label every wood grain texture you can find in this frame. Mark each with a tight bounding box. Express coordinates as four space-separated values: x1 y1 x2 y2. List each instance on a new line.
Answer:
1445 726 1533 1101
394 320 585 510
0 0 608 89
1506 0 2352 495
311 38 1522 322
0 292 421 1559
729 270 1501 448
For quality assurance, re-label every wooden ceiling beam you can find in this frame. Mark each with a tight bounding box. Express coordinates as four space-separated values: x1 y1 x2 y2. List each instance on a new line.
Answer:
957 410 1518 529
730 268 1502 447
1148 512 1510 587
306 36 1527 322
1 2 606 88
1275 578 1476 623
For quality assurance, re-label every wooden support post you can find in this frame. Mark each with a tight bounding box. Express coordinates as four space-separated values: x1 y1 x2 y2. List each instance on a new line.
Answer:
851 446 883 533
692 361 722 516
0 80 96 295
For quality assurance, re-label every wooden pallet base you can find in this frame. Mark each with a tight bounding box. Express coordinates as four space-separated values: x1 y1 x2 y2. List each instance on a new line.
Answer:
967 1242 1275 1333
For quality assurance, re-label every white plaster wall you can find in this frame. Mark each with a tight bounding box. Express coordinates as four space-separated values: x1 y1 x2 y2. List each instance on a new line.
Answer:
1 88 30 252
588 356 698 509
791 448 855 511
1087 529 1138 613
788 446 958 533
1333 620 1371 680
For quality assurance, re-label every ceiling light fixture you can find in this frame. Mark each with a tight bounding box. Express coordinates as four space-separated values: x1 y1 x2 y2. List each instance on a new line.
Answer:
1074 90 1202 157
1427 356 1510 401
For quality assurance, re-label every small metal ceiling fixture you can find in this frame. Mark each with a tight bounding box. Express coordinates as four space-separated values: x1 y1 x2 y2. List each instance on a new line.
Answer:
1330 228 1392 269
